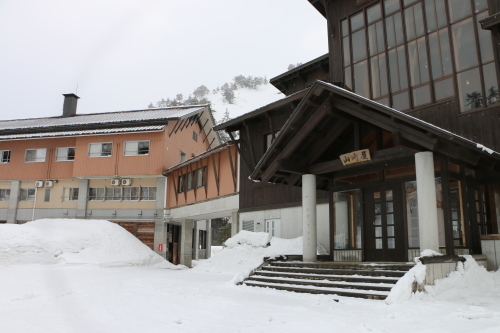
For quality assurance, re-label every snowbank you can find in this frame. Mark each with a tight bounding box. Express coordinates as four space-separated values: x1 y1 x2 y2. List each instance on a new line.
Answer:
0 219 180 268
194 232 327 283
386 256 500 304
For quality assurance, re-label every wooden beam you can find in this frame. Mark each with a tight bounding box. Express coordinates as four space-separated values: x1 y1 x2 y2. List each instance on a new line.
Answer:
169 119 182 137
227 145 237 192
243 121 257 167
307 119 351 163
198 118 209 134
392 132 424 153
228 131 253 173
278 159 310 175
174 118 188 135
310 147 414 175
203 128 213 143
211 153 220 196
207 137 216 150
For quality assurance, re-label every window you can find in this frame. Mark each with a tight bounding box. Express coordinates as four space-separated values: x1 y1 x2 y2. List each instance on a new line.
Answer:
180 151 186 162
88 143 112 157
123 187 139 200
44 189 51 202
105 187 122 201
19 188 36 201
0 189 10 201
68 188 79 201
140 187 157 200
192 131 198 142
178 167 207 193
124 141 149 156
89 187 105 201
25 148 46 162
56 147 75 161
1 150 11 163
89 186 155 201
340 0 498 112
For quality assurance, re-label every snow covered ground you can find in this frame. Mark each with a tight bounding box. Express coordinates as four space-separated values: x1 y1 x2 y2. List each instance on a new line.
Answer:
2 219 500 333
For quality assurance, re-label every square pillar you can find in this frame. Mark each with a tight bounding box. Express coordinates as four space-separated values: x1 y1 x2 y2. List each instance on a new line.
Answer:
415 151 440 253
302 174 317 262
193 220 199 260
231 211 239 236
180 219 194 267
77 179 89 219
206 219 212 259
7 180 20 223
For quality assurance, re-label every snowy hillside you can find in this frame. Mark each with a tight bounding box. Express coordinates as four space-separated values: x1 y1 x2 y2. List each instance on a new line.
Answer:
208 83 285 123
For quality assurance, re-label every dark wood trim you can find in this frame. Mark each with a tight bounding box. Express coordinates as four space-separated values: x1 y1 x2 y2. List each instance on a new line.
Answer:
172 169 179 206
440 156 454 256
198 119 209 134
228 131 253 173
168 119 182 137
211 153 220 196
203 128 213 143
243 121 257 167
174 118 188 135
207 137 216 150
237 198 330 213
227 146 238 192
328 177 335 261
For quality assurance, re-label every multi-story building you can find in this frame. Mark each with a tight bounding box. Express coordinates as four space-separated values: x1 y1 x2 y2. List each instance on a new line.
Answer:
0 94 218 251
215 0 500 268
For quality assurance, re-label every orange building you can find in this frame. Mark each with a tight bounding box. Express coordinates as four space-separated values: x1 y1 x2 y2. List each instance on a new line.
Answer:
0 94 219 253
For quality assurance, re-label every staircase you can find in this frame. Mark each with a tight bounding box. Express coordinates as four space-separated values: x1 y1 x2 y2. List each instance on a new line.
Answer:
242 260 414 300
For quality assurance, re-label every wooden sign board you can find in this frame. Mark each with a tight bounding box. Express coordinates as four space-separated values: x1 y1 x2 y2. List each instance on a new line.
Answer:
340 149 371 166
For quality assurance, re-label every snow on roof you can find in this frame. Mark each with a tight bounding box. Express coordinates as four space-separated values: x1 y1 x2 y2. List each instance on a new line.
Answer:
0 125 165 140
0 105 207 131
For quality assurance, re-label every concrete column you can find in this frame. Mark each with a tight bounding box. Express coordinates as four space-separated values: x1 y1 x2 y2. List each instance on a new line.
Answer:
231 211 239 236
193 220 199 260
206 219 212 259
154 220 168 258
302 174 317 262
415 151 440 253
7 180 20 223
155 177 166 213
180 219 194 267
77 179 89 219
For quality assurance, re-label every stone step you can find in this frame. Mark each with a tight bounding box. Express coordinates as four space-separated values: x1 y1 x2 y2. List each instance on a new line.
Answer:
261 265 407 278
269 261 414 272
243 280 390 300
253 270 400 284
246 275 395 292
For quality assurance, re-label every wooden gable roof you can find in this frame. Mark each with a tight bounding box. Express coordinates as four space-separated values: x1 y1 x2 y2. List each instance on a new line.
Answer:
250 81 500 187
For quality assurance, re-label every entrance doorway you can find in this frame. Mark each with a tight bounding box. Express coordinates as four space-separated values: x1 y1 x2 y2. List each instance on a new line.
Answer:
166 224 180 265
364 184 406 261
265 219 281 238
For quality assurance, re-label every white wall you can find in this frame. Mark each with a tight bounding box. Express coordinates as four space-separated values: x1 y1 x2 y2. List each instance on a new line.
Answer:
239 203 330 252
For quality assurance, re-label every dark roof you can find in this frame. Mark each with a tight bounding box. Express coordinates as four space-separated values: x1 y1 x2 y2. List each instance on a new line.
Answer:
307 0 326 17
480 12 500 30
250 80 500 183
213 88 308 132
270 54 329 94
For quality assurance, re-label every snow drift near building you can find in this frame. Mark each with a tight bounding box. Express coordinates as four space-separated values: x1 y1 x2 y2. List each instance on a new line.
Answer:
0 219 181 268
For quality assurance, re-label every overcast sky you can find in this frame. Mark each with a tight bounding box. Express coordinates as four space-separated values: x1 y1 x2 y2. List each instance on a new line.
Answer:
0 0 327 120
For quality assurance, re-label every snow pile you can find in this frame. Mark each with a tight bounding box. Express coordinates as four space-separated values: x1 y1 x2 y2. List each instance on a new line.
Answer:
194 232 327 284
0 219 179 268
420 249 443 257
386 256 500 304
224 230 271 248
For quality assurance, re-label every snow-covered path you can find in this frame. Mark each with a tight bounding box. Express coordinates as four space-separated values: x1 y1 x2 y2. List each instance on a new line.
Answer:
2 264 500 333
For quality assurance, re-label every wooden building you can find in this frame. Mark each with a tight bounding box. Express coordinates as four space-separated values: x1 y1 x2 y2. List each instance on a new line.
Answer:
215 0 500 263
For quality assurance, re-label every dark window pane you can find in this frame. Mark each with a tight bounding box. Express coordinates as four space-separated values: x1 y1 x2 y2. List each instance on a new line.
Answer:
343 37 351 66
452 18 478 71
476 12 494 63
393 92 410 111
474 0 488 13
385 0 400 15
413 84 432 106
457 67 483 111
417 37 430 84
352 29 367 63
434 78 454 100
394 13 404 46
351 12 364 31
448 0 472 23
484 63 499 106
371 54 389 98
408 40 420 85
354 60 370 98
386 16 396 49
389 47 409 93
368 21 385 56
405 3 425 41
367 4 382 23
404 0 419 6
428 29 452 79
425 0 447 33
341 19 348 37
101 143 112 156
344 66 352 90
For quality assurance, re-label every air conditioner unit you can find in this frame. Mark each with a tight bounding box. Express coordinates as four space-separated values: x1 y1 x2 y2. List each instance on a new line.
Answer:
121 178 132 186
35 181 44 188
45 180 54 188
111 179 121 186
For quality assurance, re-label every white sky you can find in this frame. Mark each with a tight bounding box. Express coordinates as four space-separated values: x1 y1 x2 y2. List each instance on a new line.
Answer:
0 0 327 120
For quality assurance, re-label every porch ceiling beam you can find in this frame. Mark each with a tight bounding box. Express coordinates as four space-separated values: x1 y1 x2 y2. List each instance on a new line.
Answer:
306 118 351 163
227 131 253 173
310 147 414 175
392 132 424 153
277 159 310 175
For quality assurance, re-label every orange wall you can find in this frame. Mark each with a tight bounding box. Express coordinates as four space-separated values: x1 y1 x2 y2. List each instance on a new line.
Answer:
0 137 76 180
0 118 211 180
166 145 238 208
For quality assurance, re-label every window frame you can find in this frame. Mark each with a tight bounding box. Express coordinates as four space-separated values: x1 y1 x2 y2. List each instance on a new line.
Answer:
0 150 11 164
19 188 36 201
55 147 76 161
25 148 47 163
88 142 113 158
123 140 150 156
0 188 10 201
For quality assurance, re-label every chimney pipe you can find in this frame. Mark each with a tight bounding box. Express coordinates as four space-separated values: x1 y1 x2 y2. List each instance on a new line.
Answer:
62 93 80 117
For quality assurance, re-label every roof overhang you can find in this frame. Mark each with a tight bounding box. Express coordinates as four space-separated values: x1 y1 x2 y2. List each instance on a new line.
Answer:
307 0 326 17
250 81 500 186
480 12 500 31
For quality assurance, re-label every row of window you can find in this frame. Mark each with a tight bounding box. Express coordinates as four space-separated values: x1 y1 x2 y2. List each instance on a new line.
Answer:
0 186 156 202
0 140 150 164
178 167 207 193
341 0 498 112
